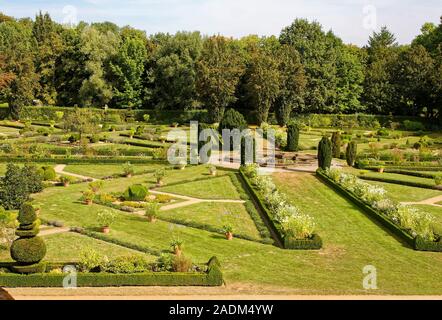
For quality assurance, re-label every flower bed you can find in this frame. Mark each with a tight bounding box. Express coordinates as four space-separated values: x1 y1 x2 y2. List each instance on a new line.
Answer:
0 256 223 287
317 169 442 252
239 165 322 250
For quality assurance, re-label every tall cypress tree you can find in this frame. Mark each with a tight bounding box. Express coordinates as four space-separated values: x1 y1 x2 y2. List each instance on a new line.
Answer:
318 137 332 170
346 141 357 167
331 131 341 158
286 122 300 152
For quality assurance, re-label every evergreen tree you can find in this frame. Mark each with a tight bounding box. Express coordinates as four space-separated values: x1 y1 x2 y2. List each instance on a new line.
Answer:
346 141 357 167
318 137 332 170
286 122 300 152
331 131 341 158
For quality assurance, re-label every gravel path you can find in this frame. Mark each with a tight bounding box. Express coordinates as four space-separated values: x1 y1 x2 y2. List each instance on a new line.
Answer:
54 164 97 181
402 194 442 208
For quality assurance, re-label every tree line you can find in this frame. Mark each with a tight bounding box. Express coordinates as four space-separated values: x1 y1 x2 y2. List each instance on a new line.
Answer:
0 11 441 125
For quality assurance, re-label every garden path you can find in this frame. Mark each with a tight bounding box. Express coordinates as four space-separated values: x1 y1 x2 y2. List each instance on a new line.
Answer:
54 164 98 181
39 227 71 236
401 194 442 208
135 189 246 213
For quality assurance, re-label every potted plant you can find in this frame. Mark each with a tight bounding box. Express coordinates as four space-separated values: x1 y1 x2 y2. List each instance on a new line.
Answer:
97 210 116 234
88 180 104 193
59 175 73 187
145 202 160 223
159 135 167 143
208 165 217 176
128 127 136 139
170 238 184 256
222 225 233 240
154 168 166 187
82 190 95 205
378 165 385 173
123 162 134 178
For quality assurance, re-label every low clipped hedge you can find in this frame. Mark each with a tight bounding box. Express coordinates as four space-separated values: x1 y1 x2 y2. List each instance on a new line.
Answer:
0 156 168 164
239 168 322 250
316 169 442 252
0 257 223 287
357 175 437 190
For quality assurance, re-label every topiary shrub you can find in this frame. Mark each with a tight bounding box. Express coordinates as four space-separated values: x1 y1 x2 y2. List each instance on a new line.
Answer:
240 135 256 165
123 184 148 201
286 122 300 152
10 237 46 264
218 109 247 132
38 166 56 181
318 137 332 170
346 141 358 167
18 203 37 225
331 131 341 158
10 203 46 271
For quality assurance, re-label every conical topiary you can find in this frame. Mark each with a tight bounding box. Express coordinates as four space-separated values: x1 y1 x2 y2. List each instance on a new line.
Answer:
331 131 341 158
318 137 332 170
286 122 300 152
346 141 358 167
10 203 46 273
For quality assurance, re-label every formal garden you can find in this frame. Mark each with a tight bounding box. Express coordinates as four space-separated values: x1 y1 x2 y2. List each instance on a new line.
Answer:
0 104 440 293
0 11 441 295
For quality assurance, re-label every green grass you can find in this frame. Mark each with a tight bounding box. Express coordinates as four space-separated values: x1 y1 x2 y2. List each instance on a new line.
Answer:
358 171 437 187
158 202 261 240
363 181 442 203
157 175 241 199
25 167 442 294
0 232 156 262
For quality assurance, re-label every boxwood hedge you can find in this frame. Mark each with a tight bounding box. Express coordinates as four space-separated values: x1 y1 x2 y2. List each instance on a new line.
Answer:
0 257 223 287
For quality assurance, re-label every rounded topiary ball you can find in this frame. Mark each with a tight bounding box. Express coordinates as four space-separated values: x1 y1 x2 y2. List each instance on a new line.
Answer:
18 203 37 225
10 237 47 264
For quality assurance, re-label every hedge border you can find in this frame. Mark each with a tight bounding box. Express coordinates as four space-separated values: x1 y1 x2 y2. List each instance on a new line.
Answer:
0 257 223 287
357 175 437 190
316 169 442 252
0 156 168 165
238 168 322 250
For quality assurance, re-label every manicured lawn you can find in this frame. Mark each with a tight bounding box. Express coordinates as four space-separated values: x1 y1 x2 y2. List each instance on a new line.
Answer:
157 175 241 199
27 167 442 294
0 232 156 262
158 202 261 240
364 181 442 202
358 171 437 187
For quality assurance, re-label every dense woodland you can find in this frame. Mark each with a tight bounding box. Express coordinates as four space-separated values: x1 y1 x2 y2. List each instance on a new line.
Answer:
0 11 441 125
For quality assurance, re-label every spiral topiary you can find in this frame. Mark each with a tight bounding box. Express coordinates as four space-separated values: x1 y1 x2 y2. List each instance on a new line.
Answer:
10 203 46 271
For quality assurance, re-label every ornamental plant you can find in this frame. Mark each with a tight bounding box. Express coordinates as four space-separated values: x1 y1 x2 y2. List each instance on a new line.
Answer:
346 141 358 167
331 131 341 158
10 203 47 272
318 137 332 170
97 210 116 228
286 122 300 152
123 162 135 177
170 238 184 256
154 168 166 185
145 202 160 222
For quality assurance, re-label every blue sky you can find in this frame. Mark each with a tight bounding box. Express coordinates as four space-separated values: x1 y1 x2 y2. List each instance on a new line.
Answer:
1 0 440 45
